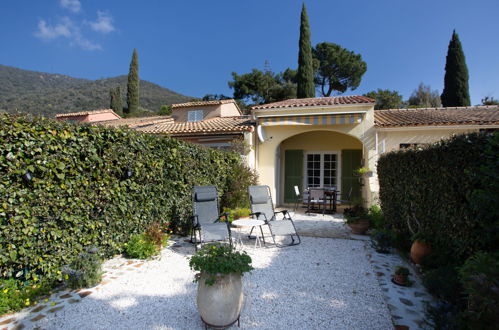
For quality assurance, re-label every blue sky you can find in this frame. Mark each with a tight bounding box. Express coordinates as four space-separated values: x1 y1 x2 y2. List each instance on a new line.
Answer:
1 0 498 105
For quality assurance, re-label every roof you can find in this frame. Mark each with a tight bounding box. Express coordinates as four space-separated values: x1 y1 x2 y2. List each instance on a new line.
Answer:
96 116 173 128
251 96 375 110
171 99 237 109
374 106 499 128
136 116 254 135
55 109 120 118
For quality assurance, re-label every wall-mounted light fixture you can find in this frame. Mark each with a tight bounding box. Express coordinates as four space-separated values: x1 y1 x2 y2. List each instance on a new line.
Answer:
23 171 33 183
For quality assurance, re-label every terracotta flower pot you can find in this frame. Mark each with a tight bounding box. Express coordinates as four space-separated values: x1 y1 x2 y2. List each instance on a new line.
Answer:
197 273 243 328
410 240 432 264
348 219 370 235
393 274 408 286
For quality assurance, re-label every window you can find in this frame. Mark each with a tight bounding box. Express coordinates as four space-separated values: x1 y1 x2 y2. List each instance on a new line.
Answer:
305 152 338 189
187 110 204 122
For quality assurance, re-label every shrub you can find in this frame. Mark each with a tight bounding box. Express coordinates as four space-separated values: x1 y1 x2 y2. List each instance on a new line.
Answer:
377 132 499 264
145 221 166 248
62 247 102 289
0 114 249 281
368 205 385 229
0 278 52 315
124 234 158 259
458 252 499 328
370 229 393 253
223 207 251 222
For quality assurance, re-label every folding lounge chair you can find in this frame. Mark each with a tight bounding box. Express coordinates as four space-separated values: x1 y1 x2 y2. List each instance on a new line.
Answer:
191 186 232 251
248 185 301 247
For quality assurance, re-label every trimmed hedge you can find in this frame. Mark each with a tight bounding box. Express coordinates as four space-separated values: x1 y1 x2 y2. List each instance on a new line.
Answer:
377 132 499 262
0 114 249 281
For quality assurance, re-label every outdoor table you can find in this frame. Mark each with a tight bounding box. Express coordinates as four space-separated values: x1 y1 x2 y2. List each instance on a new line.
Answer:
231 219 266 248
324 189 339 213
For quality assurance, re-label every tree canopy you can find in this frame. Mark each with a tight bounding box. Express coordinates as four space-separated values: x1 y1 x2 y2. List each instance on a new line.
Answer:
109 86 123 116
408 83 441 108
228 68 297 105
481 96 499 105
296 3 315 98
313 42 367 96
126 48 140 115
363 89 404 110
441 30 470 107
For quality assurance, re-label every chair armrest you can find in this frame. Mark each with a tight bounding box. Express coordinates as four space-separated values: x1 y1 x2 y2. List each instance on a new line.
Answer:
250 212 268 222
215 212 230 223
275 210 291 220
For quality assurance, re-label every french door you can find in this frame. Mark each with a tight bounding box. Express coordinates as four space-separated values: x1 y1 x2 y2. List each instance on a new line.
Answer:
304 152 339 189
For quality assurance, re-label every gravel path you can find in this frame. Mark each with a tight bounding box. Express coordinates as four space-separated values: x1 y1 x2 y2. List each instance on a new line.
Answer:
28 236 392 330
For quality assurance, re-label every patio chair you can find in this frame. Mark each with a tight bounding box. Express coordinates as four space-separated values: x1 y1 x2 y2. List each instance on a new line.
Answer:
306 188 326 215
190 186 232 251
293 185 307 211
337 187 353 208
248 185 301 247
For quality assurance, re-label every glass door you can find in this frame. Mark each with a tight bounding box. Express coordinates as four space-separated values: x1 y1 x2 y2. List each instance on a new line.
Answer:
305 152 338 189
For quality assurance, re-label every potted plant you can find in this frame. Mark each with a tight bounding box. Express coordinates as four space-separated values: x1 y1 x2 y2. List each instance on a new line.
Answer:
344 200 370 235
410 232 432 265
393 266 410 286
354 167 373 177
189 243 253 328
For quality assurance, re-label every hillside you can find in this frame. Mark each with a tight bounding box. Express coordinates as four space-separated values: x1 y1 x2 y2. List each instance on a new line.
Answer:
0 65 193 117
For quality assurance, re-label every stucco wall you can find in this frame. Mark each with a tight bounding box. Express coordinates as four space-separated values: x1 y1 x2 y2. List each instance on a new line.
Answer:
86 112 120 122
172 105 221 122
220 103 242 117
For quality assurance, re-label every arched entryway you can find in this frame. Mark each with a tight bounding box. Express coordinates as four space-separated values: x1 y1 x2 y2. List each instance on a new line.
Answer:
277 130 363 205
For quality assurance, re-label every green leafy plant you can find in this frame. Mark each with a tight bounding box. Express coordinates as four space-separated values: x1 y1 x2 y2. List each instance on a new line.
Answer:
223 207 251 222
354 167 371 176
458 252 499 328
62 247 102 289
189 243 253 286
412 231 432 245
394 266 410 276
368 205 385 229
124 234 158 259
0 278 52 315
144 221 170 248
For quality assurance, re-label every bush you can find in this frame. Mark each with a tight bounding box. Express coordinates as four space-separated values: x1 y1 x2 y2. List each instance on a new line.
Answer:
223 207 251 222
458 252 499 328
0 114 250 281
62 247 102 289
378 132 499 264
0 278 52 315
368 205 385 229
124 234 158 259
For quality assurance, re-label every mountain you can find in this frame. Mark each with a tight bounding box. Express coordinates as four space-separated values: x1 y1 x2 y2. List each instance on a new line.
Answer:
0 65 193 117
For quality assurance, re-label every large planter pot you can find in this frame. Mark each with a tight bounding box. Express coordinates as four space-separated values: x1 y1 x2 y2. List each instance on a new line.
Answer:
348 219 370 235
410 240 432 264
197 272 244 328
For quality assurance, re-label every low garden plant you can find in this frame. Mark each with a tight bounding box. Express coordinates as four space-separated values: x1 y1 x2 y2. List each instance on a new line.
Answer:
62 247 102 289
125 222 171 259
189 243 253 286
0 278 52 315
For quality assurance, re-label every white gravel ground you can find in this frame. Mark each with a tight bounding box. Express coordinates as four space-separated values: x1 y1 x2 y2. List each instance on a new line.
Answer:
34 236 393 330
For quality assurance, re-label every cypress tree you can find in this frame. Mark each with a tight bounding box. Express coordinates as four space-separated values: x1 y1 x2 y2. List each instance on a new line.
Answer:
126 48 140 115
441 30 470 107
110 86 123 116
296 3 315 98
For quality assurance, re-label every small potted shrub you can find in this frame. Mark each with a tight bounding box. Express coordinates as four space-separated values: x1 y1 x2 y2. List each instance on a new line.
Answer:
393 266 411 286
344 200 370 235
189 243 253 328
410 232 432 264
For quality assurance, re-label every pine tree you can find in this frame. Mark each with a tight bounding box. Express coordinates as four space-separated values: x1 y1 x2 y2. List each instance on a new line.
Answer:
126 48 140 114
441 30 470 107
110 86 123 116
296 3 315 99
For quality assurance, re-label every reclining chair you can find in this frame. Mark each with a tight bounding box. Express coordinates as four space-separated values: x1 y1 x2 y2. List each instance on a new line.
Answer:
248 185 301 247
191 186 231 251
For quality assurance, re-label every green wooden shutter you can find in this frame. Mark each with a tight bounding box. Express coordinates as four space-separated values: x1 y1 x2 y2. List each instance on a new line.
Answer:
341 150 362 201
284 150 303 203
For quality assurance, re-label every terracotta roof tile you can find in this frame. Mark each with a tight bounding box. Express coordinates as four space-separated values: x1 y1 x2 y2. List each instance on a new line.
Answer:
251 96 375 110
374 106 499 127
171 99 237 109
137 116 254 135
55 109 120 118
96 116 173 128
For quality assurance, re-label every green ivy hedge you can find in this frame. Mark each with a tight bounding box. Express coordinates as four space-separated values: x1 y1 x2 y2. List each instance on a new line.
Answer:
0 114 248 281
377 131 499 263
